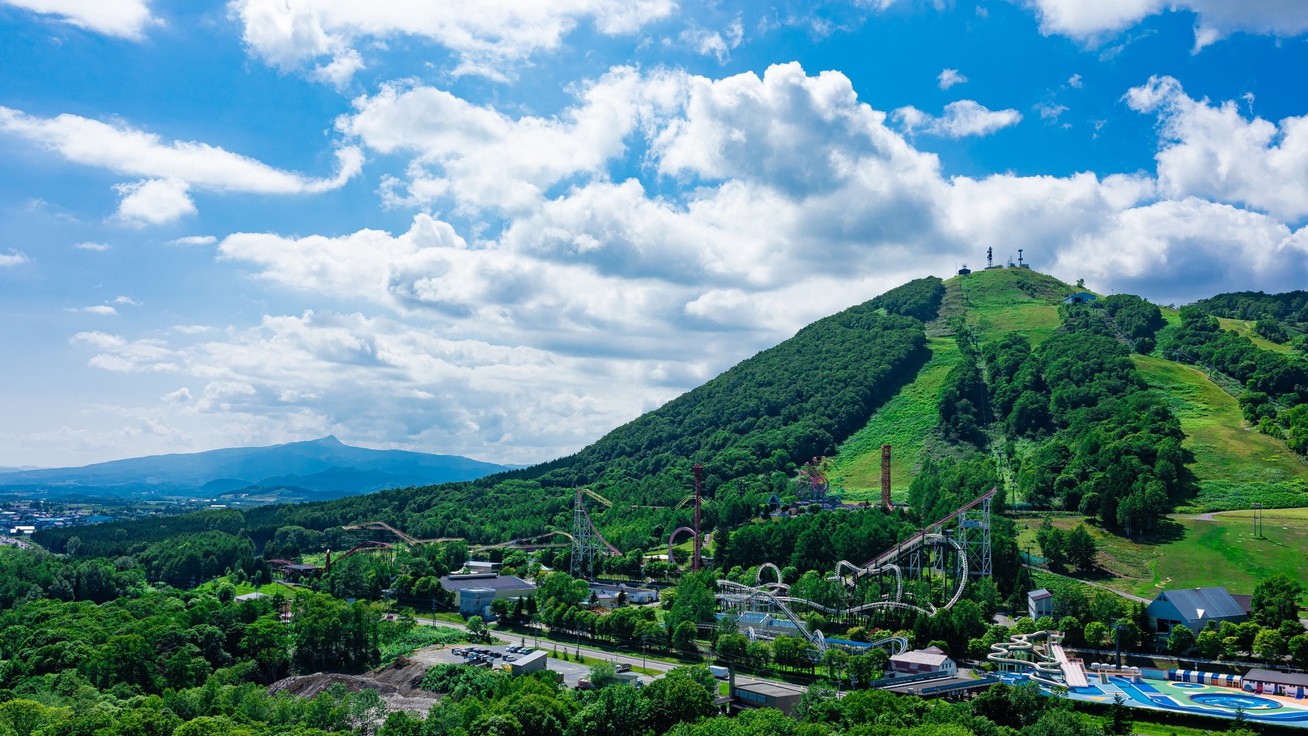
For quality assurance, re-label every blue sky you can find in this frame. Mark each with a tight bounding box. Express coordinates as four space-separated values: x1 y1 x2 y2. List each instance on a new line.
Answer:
2 0 1308 468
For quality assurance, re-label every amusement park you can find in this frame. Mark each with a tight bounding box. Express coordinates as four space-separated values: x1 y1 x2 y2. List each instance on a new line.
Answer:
259 447 1308 730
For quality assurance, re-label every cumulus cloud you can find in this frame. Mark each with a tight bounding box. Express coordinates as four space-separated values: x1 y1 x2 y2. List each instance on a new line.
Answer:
73 241 111 251
0 251 29 267
73 310 689 463
1024 0 1308 50
678 18 744 63
892 100 1023 138
0 106 362 223
1126 75 1308 222
230 0 676 82
339 67 681 213
113 178 196 225
76 62 1308 466
1 0 158 40
937 68 967 90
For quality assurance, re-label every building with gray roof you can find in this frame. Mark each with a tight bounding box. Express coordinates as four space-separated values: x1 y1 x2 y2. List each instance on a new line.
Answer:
1146 587 1248 635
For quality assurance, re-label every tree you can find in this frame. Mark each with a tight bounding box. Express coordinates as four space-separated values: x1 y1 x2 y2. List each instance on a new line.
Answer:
588 662 618 690
1196 628 1223 660
1253 629 1287 661
1288 633 1308 669
1252 574 1304 627
716 633 748 663
467 615 488 643
567 684 648 736
1066 526 1097 572
1166 625 1196 656
1108 694 1134 736
1084 621 1109 649
642 670 714 733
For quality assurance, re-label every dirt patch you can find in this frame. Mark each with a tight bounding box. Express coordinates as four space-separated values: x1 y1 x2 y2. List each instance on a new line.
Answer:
269 656 439 715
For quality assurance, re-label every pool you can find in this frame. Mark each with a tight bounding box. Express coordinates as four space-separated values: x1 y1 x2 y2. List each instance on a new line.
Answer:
1189 693 1282 711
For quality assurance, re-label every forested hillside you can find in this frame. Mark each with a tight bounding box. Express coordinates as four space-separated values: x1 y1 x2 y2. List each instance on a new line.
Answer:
36 281 941 563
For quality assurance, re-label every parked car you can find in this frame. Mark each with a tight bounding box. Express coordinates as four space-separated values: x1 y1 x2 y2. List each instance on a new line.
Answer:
505 656 517 662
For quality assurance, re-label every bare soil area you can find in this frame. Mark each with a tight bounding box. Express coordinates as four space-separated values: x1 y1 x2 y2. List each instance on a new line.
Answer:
269 656 438 715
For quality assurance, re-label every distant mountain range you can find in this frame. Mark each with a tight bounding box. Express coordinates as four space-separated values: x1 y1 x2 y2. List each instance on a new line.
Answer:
0 436 511 503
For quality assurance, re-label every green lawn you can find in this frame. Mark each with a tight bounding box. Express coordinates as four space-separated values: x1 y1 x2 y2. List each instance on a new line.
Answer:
833 337 960 501
1216 317 1295 354
1132 354 1308 511
1020 511 1308 599
944 268 1073 345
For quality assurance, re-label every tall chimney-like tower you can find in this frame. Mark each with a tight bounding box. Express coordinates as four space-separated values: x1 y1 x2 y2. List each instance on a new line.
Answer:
880 445 892 511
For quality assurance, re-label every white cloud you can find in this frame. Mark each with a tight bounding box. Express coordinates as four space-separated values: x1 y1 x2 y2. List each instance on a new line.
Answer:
73 241 110 251
1024 0 1308 50
63 61 1308 466
937 68 967 90
112 296 140 306
1054 198 1308 304
0 106 362 223
114 178 196 225
892 100 1022 138
340 67 683 213
1036 101 1068 121
168 235 218 247
678 18 743 63
1068 73 1083 89
230 0 677 82
1126 75 1308 222
0 251 29 267
162 387 192 404
312 48 363 90
1 0 158 40
66 305 119 316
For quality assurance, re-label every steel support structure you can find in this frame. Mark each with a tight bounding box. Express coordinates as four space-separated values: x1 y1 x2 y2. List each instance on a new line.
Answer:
570 488 600 579
956 494 992 580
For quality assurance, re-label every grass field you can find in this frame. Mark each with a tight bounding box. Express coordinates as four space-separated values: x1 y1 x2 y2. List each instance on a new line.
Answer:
1132 354 1308 511
1018 510 1308 599
1216 317 1295 354
944 268 1073 345
834 337 960 501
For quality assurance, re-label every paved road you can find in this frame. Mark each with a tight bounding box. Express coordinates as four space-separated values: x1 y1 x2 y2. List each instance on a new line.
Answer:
413 616 805 695
1024 565 1150 604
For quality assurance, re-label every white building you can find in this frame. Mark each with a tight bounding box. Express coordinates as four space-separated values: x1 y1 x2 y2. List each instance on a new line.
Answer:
1028 588 1054 620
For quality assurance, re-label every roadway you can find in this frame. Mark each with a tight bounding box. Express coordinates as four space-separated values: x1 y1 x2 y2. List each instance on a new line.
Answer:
412 616 806 696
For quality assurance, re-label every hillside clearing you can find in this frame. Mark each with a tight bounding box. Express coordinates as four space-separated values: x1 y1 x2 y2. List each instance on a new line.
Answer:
1216 317 1295 354
1132 354 1308 511
1017 511 1308 599
834 337 960 501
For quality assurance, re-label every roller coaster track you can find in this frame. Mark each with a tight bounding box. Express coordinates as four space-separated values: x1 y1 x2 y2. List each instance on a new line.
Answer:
866 487 997 569
718 489 992 654
468 531 576 553
340 521 464 546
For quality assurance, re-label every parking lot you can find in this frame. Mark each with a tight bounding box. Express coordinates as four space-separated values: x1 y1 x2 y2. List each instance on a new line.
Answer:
422 642 647 689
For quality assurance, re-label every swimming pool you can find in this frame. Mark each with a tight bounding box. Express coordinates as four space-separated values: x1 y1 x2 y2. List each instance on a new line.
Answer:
1189 693 1281 710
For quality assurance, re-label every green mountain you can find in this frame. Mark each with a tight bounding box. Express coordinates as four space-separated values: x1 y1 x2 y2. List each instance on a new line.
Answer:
34 268 1308 598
